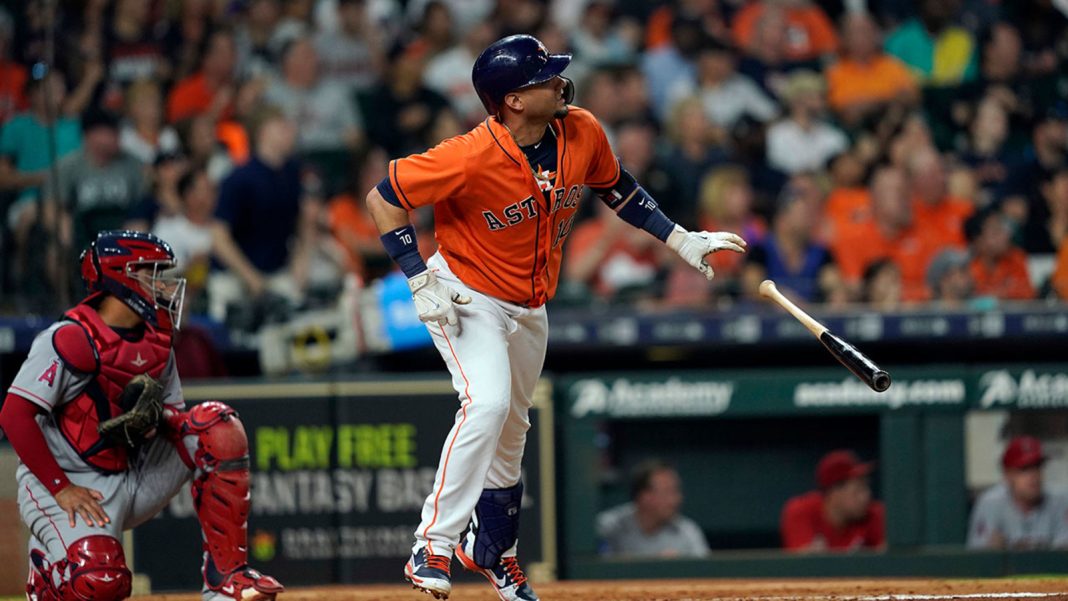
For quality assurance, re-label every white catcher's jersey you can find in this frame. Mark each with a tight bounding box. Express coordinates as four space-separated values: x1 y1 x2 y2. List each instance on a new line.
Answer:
6 321 184 474
413 252 548 556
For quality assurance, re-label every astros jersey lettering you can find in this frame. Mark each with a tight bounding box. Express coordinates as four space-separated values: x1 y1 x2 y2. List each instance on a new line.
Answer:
383 107 620 307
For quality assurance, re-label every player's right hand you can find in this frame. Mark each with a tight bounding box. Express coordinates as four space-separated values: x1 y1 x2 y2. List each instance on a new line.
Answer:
408 270 472 327
55 484 110 528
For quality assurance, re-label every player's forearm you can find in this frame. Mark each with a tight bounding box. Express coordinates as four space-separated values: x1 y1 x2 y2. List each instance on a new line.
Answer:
0 394 71 495
366 186 412 234
367 186 429 278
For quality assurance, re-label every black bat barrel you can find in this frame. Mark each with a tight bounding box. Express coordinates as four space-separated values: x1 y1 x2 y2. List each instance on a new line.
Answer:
819 331 892 392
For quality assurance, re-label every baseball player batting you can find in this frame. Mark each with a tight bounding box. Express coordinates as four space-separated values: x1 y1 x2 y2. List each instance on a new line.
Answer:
366 35 746 600
0 230 283 601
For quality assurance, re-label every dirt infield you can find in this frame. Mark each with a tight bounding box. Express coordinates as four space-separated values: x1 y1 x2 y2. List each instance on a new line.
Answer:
140 577 1068 601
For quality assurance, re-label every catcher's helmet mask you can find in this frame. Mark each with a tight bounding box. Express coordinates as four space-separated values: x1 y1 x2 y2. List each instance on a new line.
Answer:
472 34 575 116
80 230 187 331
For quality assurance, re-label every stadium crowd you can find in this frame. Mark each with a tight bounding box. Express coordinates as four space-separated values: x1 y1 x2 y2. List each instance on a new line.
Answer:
1 0 1067 322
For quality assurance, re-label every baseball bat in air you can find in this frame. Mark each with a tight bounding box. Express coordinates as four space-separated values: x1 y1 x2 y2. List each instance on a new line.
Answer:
758 280 891 393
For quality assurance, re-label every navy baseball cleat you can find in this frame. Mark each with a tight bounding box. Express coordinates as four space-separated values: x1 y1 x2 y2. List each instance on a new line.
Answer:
456 532 539 601
404 546 452 599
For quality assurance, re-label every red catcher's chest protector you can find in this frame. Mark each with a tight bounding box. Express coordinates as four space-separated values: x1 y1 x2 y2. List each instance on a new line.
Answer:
55 304 171 472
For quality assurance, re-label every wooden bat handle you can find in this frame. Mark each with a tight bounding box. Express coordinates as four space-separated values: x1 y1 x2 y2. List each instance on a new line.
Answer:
758 280 827 337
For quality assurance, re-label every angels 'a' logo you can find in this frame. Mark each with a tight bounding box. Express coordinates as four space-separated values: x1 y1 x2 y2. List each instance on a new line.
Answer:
37 359 59 387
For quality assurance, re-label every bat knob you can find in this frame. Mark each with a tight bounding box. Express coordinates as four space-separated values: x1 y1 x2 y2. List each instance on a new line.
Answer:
758 280 776 298
872 371 892 392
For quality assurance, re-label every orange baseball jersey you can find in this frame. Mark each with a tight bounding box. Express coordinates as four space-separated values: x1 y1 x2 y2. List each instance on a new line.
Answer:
384 106 620 307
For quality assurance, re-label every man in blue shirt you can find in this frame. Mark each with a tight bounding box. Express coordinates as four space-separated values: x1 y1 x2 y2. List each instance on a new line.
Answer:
209 106 322 321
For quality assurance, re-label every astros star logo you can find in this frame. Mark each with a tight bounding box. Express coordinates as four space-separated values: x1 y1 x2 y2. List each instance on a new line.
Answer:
535 168 555 191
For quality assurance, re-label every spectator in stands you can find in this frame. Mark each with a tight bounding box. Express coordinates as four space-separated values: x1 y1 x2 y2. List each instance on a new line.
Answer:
126 151 187 232
1005 106 1068 253
48 109 146 258
821 151 871 247
908 147 973 246
862 258 903 310
781 450 885 552
832 166 939 301
424 21 497 128
766 70 848 175
736 5 804 99
361 42 452 158
957 95 1012 207
667 36 779 133
569 0 637 68
2 70 86 248
161 0 214 84
99 0 171 107
409 1 456 58
314 0 385 96
742 179 843 304
0 8 27 123
233 0 286 79
264 37 363 154
329 147 391 282
967 436 1068 550
597 460 709 559
1019 168 1068 255
698 165 767 255
167 28 238 123
155 166 216 308
965 208 1035 301
175 113 234 184
825 12 918 129
209 106 321 318
119 79 181 166
664 97 729 207
885 0 978 86
642 16 703 120
926 249 973 309
732 0 837 64
565 201 664 304
1052 240 1068 300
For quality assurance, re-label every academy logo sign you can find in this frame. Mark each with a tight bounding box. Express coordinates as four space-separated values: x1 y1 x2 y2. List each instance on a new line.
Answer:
978 369 1068 409
570 377 733 418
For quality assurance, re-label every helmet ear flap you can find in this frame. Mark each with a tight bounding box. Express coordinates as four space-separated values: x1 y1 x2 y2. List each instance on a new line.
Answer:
562 76 575 106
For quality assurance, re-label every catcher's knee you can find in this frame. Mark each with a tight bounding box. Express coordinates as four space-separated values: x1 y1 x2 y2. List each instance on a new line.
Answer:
65 536 132 601
168 401 249 472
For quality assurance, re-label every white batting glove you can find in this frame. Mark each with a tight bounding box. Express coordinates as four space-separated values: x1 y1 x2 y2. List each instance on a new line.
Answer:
665 224 747 280
408 270 472 326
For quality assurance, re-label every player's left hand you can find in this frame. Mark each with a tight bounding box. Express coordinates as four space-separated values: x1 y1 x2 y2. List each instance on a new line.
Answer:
665 224 746 280
408 270 472 327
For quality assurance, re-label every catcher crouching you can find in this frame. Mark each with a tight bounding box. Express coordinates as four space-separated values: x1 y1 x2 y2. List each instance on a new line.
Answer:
0 230 283 601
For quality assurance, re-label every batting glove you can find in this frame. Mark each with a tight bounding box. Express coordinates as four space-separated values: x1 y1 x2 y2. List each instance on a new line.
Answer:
408 270 472 326
665 224 747 280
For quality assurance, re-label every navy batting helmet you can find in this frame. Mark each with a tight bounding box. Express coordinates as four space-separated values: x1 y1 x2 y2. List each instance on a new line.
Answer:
472 35 574 115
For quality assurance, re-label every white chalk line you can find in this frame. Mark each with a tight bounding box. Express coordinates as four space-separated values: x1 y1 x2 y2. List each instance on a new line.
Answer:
707 594 1068 601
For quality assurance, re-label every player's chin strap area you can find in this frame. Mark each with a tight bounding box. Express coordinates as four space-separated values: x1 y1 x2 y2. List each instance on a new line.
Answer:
467 482 524 568
163 403 257 576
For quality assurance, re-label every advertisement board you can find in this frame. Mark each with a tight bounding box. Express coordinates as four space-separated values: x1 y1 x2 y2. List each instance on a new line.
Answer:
133 378 554 590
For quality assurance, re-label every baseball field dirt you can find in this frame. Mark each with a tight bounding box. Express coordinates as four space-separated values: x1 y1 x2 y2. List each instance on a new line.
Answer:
133 577 1068 600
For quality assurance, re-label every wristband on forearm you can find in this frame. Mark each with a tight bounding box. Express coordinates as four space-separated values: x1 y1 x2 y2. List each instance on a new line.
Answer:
596 166 676 241
380 224 428 278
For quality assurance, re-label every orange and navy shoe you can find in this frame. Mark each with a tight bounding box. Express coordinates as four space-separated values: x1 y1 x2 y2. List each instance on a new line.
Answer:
404 546 452 599
455 533 539 601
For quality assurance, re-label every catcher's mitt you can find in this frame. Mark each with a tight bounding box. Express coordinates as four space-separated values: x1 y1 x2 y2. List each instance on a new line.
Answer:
99 374 165 447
